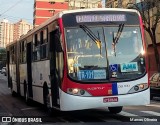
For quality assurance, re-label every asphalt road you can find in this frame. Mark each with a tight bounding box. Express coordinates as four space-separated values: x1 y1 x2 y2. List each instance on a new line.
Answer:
0 73 160 125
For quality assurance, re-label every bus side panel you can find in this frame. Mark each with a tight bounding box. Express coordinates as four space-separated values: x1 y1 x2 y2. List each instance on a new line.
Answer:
10 64 17 93
32 60 50 104
19 63 27 96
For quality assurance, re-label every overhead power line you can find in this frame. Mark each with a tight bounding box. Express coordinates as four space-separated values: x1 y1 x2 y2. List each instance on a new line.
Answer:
1 14 32 22
0 0 24 16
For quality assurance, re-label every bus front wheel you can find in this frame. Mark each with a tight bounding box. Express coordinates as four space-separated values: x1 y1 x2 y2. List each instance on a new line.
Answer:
108 106 123 114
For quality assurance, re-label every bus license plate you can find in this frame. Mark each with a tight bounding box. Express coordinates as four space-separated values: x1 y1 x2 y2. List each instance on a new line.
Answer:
103 97 118 103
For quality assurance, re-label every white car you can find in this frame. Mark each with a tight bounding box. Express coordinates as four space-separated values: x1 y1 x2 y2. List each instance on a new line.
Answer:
1 67 6 76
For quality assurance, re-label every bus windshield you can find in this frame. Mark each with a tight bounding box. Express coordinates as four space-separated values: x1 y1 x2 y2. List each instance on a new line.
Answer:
65 25 146 82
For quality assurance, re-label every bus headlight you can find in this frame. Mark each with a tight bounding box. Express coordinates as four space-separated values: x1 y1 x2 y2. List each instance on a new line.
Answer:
128 83 148 94
67 88 92 96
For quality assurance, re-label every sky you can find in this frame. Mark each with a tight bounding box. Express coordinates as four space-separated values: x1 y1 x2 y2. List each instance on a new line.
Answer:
0 0 34 24
0 0 106 24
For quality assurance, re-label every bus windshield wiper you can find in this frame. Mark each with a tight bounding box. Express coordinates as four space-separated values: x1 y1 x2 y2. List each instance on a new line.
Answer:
79 25 101 49
112 23 124 56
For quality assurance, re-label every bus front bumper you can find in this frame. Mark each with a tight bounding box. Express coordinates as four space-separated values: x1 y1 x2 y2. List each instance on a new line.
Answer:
59 88 150 111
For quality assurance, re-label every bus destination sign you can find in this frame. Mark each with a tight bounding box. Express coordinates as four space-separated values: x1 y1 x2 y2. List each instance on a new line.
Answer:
76 14 126 23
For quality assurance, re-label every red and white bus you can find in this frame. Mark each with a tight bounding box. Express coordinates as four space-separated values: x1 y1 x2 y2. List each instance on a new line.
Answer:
6 8 150 114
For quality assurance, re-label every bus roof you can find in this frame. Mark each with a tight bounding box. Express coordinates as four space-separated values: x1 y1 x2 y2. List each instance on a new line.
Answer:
59 8 139 16
6 8 140 47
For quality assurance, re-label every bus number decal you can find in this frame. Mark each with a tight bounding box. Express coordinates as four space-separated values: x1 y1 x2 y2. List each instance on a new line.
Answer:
78 70 106 80
120 62 138 72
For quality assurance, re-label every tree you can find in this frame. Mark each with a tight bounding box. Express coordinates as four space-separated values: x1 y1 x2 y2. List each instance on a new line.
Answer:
129 0 160 71
0 48 6 69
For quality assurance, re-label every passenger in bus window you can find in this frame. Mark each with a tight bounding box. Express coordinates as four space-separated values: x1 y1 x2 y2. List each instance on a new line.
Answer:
79 38 96 55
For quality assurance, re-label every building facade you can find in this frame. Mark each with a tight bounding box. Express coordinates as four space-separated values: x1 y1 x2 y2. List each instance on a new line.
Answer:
0 19 33 48
13 19 33 41
0 19 14 48
106 0 136 8
33 0 69 27
33 0 102 27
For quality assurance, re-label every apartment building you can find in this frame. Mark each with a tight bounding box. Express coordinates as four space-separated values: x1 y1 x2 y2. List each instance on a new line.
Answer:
0 19 33 48
33 0 69 27
0 19 14 48
13 19 33 41
33 0 103 27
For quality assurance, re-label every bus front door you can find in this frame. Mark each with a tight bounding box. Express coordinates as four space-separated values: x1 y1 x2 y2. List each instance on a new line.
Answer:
49 29 61 108
27 42 33 99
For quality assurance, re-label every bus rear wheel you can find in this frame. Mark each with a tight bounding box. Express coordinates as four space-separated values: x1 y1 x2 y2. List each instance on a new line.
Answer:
108 106 123 114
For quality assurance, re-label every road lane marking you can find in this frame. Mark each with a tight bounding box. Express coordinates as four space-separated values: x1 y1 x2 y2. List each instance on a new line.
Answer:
141 111 160 116
95 114 121 122
21 107 39 111
119 111 138 116
146 104 160 108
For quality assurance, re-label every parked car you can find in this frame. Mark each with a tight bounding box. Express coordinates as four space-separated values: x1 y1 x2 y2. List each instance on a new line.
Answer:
1 67 6 76
150 73 160 99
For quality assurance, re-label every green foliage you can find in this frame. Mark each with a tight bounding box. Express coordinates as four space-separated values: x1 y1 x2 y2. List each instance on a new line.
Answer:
0 48 6 68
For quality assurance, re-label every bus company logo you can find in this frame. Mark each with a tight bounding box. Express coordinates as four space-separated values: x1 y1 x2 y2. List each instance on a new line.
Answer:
87 87 105 91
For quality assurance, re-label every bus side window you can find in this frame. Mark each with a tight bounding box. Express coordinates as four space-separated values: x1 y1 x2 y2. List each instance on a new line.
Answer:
50 29 62 52
37 33 40 60
33 33 40 61
9 46 15 64
40 29 48 59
